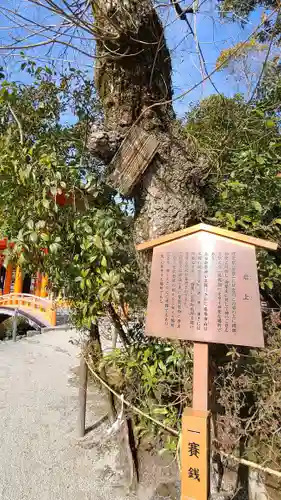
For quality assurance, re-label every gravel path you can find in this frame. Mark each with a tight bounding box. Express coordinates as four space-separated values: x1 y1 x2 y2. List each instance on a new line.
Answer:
0 329 137 500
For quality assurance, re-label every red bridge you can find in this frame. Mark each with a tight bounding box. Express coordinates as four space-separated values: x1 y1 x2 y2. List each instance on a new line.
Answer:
0 239 56 327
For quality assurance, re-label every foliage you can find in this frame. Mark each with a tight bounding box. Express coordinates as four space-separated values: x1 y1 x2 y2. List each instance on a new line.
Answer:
216 39 268 70
185 93 281 295
214 313 281 467
102 333 193 452
218 0 281 44
218 0 278 18
257 57 281 112
0 61 143 333
97 310 281 467
215 39 273 97
182 76 281 468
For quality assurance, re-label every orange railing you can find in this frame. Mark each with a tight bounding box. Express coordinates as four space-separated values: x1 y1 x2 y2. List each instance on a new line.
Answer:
0 293 56 326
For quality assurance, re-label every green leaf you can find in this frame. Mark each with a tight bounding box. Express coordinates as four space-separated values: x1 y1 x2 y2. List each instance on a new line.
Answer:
252 201 262 213
256 156 265 165
93 234 103 249
104 242 113 256
158 360 166 373
266 280 273 290
108 271 120 285
30 232 38 243
27 219 34 230
35 220 46 230
42 199 50 209
84 223 92 234
101 271 109 281
153 407 168 415
50 242 59 253
101 256 107 267
89 254 98 263
265 119 275 128
111 289 120 302
81 268 89 278
99 285 109 298
18 253 26 265
226 213 236 226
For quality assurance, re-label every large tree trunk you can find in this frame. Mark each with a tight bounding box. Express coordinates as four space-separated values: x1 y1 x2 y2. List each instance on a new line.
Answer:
89 1 207 258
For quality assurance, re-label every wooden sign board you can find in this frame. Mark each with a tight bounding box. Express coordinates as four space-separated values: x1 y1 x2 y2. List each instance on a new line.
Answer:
106 125 159 196
137 224 277 500
145 231 264 347
181 409 210 500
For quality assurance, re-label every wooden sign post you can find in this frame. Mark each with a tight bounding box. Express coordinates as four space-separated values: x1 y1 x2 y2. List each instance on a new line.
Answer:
137 223 277 500
181 408 210 500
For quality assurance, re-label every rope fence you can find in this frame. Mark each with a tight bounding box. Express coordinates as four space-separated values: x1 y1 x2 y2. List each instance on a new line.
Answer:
84 356 281 480
86 355 178 436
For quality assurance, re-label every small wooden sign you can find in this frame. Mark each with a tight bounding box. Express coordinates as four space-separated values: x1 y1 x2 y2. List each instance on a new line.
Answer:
106 125 159 195
144 229 271 347
181 409 210 500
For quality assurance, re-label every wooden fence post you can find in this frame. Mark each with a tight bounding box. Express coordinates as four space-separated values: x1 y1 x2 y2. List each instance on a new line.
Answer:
12 309 18 342
77 356 88 438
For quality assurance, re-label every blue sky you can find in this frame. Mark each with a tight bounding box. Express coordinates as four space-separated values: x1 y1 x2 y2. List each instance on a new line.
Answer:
0 1 265 117
164 3 264 113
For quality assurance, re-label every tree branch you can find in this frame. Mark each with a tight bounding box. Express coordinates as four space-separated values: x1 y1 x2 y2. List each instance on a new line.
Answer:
171 0 194 20
171 0 221 95
106 302 131 347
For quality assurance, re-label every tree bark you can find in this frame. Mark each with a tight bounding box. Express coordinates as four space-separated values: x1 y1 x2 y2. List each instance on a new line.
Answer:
89 0 207 277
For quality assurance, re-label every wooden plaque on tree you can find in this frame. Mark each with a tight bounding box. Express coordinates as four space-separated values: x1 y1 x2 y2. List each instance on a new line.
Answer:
106 125 159 196
138 224 278 348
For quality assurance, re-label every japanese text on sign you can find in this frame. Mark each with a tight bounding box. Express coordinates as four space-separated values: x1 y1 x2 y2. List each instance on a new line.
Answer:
159 250 238 335
146 232 264 347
